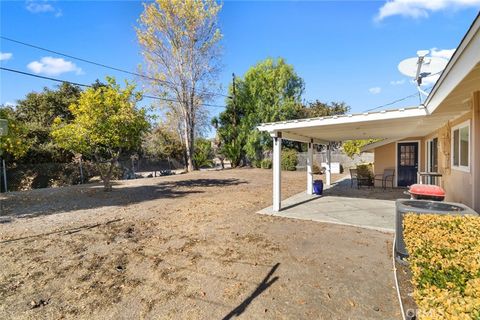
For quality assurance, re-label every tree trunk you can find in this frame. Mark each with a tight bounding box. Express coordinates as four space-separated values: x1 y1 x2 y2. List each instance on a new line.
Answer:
183 115 195 172
101 158 117 192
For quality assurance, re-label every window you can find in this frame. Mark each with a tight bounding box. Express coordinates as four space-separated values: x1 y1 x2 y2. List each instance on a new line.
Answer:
451 120 470 172
426 137 438 172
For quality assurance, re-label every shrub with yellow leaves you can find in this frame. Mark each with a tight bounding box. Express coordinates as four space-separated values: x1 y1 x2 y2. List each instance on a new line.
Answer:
404 213 480 320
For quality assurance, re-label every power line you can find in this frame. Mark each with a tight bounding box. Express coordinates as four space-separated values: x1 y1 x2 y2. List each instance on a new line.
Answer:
0 35 232 99
0 66 227 109
363 89 431 113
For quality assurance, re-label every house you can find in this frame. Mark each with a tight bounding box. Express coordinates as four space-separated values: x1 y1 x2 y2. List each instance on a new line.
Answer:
258 13 480 212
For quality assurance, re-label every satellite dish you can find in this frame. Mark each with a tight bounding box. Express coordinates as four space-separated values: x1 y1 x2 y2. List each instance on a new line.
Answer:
398 55 448 84
397 51 449 101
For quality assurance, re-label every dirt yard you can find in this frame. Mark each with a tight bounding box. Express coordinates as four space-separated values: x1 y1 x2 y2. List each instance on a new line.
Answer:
0 168 400 319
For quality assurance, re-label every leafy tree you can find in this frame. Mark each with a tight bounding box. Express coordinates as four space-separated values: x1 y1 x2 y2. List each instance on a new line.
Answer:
301 100 350 118
214 58 304 166
136 0 222 172
342 139 379 158
0 106 30 159
142 125 185 161
51 78 149 191
193 137 213 169
14 82 82 163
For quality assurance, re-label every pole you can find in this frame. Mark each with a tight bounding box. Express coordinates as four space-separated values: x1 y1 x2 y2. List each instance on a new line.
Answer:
232 73 237 128
326 143 331 186
273 133 282 212
307 141 314 195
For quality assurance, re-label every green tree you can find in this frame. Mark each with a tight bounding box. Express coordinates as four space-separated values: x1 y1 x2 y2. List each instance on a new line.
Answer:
214 58 304 166
0 106 30 159
301 100 350 118
14 82 82 163
142 125 185 161
51 78 149 191
136 0 223 172
193 137 213 169
342 139 379 158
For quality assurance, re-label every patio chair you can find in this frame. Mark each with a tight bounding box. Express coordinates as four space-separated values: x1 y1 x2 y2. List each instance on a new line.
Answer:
349 169 358 188
374 169 395 189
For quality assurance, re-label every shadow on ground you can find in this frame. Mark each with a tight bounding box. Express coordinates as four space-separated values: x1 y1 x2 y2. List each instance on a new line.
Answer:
1 178 247 220
322 178 408 201
222 262 280 320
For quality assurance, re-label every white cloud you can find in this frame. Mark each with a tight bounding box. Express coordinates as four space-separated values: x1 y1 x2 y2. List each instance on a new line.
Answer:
0 52 13 61
369 87 382 94
25 0 62 17
375 0 480 21
390 79 406 85
27 57 83 76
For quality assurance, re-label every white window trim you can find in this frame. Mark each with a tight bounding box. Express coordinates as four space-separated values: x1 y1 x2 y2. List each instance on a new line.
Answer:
425 136 438 173
451 120 471 173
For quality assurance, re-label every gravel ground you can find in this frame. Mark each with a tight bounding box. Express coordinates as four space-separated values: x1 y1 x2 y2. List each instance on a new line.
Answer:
0 168 400 319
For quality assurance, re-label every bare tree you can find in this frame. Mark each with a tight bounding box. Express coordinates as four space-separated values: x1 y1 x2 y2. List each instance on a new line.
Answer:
136 0 222 172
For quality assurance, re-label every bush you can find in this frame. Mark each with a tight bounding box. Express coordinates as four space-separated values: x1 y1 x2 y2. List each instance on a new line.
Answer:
281 149 297 171
251 159 262 168
260 158 272 169
193 138 214 169
404 214 480 319
356 163 373 180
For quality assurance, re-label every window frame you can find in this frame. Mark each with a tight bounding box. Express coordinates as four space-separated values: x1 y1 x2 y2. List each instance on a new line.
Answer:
451 120 471 173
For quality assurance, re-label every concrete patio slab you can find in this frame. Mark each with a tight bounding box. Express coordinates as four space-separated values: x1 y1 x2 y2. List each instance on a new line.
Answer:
258 178 409 233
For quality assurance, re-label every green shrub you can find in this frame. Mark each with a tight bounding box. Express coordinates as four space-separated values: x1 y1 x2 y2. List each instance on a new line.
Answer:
260 158 272 169
404 214 480 319
193 138 213 169
281 149 297 171
356 163 373 180
251 159 262 168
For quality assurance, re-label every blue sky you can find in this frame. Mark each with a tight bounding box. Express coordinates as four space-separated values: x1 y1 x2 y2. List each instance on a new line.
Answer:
1 0 479 123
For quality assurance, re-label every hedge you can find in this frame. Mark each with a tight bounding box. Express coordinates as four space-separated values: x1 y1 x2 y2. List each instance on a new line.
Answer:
404 214 480 320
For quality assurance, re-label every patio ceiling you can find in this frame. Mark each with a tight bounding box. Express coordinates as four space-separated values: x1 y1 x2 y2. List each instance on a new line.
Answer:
257 106 453 143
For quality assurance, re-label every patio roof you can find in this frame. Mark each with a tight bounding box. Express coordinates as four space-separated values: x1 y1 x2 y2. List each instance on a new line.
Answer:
257 105 453 142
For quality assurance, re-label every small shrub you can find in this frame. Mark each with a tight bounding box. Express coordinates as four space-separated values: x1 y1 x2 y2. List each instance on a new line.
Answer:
356 163 373 180
260 158 272 169
281 149 297 171
312 162 322 174
193 138 214 169
251 159 262 168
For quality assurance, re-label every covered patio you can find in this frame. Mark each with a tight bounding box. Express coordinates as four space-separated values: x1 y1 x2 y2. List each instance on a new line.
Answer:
257 106 452 212
258 177 408 232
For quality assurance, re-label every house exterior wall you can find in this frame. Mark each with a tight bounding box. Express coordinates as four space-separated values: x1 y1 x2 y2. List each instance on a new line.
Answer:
373 136 424 188
373 99 479 210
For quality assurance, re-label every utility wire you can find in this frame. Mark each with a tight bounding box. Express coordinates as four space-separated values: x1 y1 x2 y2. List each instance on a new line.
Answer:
0 66 227 109
0 35 232 99
363 88 432 113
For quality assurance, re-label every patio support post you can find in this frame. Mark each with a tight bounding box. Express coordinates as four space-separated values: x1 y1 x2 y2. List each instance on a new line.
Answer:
326 142 331 186
307 140 313 195
273 133 282 212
